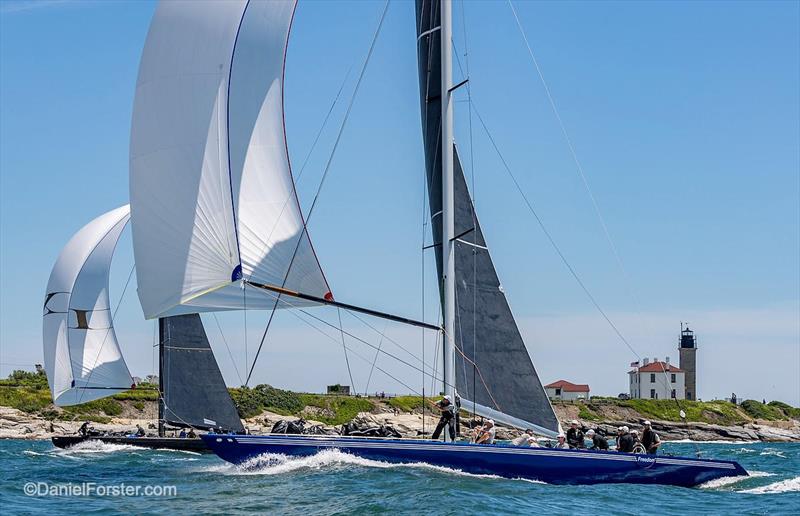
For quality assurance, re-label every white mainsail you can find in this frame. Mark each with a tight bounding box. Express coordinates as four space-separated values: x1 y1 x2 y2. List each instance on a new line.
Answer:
130 0 331 319
42 205 133 406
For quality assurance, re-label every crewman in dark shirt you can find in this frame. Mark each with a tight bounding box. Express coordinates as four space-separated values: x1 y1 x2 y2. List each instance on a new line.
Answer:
616 426 635 453
566 420 585 449
586 429 609 450
430 395 456 441
641 421 661 455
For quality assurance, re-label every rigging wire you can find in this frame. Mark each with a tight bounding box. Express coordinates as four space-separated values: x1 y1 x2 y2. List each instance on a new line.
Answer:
506 0 640 308
278 296 423 395
507 0 698 453
336 307 357 393
77 263 136 404
364 322 389 395
344 309 426 367
212 313 243 386
245 0 391 385
250 286 452 392
460 0 480 426
421 160 428 434
470 103 640 359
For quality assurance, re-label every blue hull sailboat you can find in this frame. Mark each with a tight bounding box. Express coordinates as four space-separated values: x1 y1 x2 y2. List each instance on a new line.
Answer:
201 434 746 487
120 0 748 487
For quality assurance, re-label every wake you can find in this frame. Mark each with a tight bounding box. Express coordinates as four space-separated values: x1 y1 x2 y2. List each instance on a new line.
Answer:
201 449 545 483
739 476 800 495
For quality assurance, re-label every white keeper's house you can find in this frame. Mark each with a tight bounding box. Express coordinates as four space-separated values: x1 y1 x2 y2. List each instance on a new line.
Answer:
629 358 685 400
545 380 590 401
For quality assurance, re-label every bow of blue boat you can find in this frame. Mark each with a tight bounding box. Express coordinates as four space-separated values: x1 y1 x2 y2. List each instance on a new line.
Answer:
200 433 747 488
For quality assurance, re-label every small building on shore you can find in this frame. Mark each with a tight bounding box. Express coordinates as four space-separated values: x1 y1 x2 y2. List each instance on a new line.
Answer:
545 380 590 401
629 358 685 399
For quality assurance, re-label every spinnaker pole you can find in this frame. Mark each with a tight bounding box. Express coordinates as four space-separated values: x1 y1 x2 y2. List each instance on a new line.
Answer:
440 0 456 441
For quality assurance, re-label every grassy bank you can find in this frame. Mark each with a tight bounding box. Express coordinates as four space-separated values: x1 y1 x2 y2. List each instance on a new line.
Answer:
562 397 800 425
2 370 798 427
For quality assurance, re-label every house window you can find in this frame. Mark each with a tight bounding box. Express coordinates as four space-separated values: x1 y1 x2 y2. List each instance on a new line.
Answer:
671 389 676 399
650 389 656 399
555 388 561 396
650 373 656 383
671 373 676 383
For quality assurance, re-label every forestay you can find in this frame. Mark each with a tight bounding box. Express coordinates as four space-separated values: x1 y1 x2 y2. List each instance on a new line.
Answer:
130 0 331 319
42 205 133 406
415 0 560 437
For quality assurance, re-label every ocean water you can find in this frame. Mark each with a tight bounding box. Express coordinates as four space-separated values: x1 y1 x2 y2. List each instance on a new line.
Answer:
1 440 798 515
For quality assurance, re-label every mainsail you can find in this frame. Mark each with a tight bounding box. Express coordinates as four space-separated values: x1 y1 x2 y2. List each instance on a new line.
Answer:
160 315 244 433
42 205 133 406
130 0 331 319
416 0 560 436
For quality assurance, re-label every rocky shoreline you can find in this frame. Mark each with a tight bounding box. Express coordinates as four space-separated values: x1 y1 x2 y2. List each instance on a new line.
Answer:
2 404 798 443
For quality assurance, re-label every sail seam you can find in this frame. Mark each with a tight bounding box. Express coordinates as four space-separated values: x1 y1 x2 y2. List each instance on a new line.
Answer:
224 0 252 278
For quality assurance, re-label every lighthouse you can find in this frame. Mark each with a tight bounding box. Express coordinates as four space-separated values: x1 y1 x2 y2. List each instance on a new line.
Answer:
678 323 698 400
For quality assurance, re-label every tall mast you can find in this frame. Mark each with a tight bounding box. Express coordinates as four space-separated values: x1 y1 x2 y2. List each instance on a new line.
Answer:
440 0 456 439
158 318 165 437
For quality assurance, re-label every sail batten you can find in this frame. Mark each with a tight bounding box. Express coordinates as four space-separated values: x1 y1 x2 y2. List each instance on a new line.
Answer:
43 206 133 406
130 0 330 319
416 0 559 435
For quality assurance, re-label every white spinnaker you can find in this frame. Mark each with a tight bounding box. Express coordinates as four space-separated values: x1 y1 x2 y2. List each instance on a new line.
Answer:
130 0 330 320
43 205 133 406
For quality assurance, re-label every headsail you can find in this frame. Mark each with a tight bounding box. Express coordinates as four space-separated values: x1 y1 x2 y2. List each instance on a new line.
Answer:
43 205 133 406
130 0 331 319
160 315 244 433
416 0 559 436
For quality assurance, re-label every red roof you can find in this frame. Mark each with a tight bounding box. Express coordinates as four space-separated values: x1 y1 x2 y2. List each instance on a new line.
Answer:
545 380 590 392
634 361 684 373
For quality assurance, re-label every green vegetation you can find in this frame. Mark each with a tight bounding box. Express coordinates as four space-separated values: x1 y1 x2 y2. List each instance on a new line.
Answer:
768 401 800 419
612 398 748 425
2 370 799 429
298 394 373 425
112 383 159 402
387 395 424 413
0 385 52 413
577 402 600 421
0 369 49 390
740 399 786 421
228 384 305 419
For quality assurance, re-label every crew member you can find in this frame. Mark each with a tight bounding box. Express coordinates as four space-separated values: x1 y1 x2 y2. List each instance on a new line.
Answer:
555 433 569 449
431 395 456 441
475 419 495 445
586 429 608 450
616 426 634 453
641 421 661 455
566 420 585 449
511 429 538 447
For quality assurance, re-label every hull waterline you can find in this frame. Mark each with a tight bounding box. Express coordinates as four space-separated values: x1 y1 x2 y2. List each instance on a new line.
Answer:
52 435 210 452
201 434 747 487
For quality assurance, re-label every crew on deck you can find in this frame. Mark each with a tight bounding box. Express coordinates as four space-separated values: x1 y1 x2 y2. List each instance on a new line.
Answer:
566 420 585 449
474 419 496 445
586 429 609 450
511 429 539 447
616 426 634 453
641 421 661 455
555 433 569 449
430 395 457 441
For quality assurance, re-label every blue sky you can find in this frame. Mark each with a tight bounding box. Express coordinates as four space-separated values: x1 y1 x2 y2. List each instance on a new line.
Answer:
1 0 798 404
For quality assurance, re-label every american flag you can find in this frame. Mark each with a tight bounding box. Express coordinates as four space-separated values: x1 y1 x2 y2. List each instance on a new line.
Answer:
630 361 640 368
